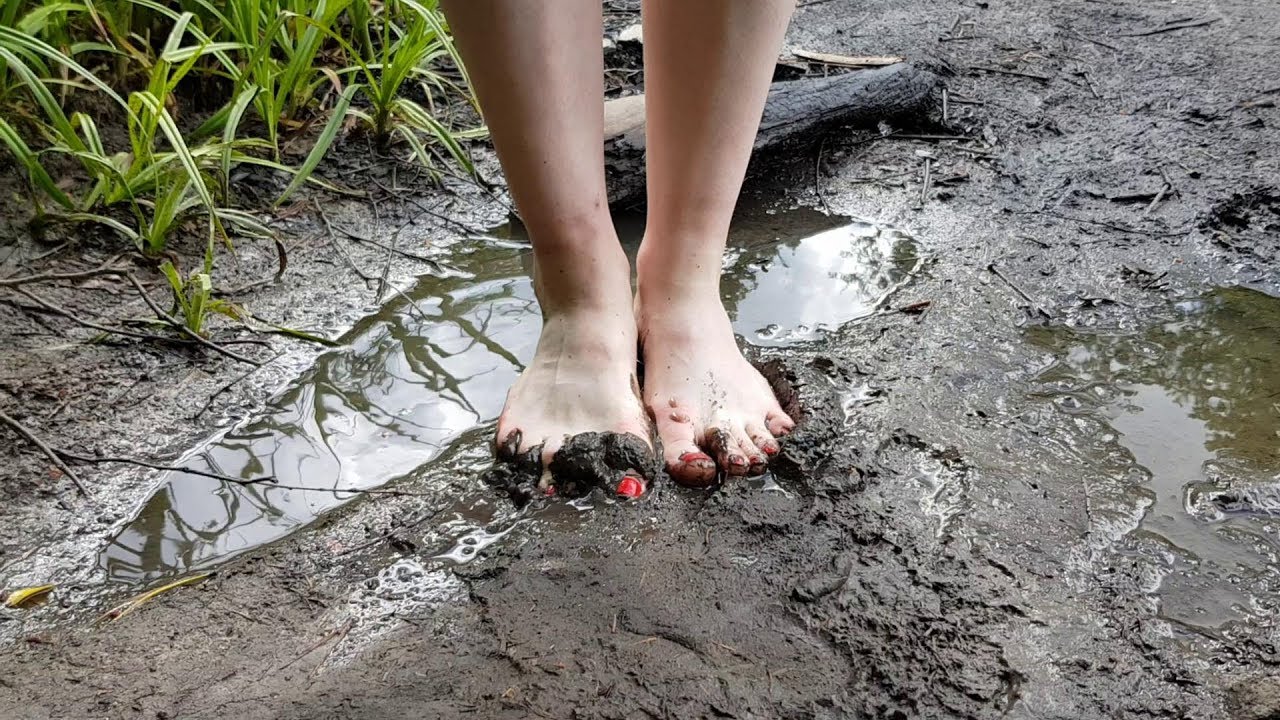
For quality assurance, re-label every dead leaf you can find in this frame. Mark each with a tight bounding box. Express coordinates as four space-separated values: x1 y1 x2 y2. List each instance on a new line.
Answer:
98 572 211 624
4 584 54 609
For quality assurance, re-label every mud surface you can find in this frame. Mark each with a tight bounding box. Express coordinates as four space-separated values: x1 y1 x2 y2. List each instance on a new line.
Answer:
3 0 1280 717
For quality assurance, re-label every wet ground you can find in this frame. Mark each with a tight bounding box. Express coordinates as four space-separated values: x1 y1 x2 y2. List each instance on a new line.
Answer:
3 0 1280 717
102 204 919 584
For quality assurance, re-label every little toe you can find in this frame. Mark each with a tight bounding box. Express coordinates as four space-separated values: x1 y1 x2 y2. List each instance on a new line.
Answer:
766 411 796 437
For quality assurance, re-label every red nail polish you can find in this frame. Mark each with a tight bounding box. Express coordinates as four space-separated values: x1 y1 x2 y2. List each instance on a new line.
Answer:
616 476 644 498
763 444 779 456
729 455 747 467
545 486 556 496
680 452 710 465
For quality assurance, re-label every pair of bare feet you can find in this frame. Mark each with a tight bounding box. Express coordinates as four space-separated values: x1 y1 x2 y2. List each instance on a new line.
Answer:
495 240 795 497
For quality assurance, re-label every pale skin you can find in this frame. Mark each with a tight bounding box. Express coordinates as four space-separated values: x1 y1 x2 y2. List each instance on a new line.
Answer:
440 0 797 495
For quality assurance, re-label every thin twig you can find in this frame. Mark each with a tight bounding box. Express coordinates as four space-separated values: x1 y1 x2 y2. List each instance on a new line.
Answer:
814 137 832 215
336 505 449 558
0 260 127 287
987 263 1053 320
1025 209 1192 237
918 158 933 208
10 286 177 343
1119 17 1218 37
970 65 1052 82
52 449 432 497
1065 29 1120 51
315 201 378 284
193 354 280 420
124 274 261 366
55 449 275 485
1142 178 1171 218
0 408 90 497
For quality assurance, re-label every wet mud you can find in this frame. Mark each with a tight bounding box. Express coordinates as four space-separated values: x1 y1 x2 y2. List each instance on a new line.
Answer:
3 0 1280 718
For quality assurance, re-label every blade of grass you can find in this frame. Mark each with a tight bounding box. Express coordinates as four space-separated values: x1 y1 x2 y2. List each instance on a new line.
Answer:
275 81 360 205
0 116 75 209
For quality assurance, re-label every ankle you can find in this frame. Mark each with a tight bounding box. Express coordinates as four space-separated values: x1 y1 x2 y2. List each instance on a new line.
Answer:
533 243 632 316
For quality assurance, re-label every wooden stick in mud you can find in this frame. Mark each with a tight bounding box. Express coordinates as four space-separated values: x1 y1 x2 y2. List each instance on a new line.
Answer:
0 408 90 498
603 62 943 205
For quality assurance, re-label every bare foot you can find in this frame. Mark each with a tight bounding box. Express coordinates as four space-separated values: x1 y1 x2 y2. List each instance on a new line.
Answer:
496 248 652 497
635 272 795 487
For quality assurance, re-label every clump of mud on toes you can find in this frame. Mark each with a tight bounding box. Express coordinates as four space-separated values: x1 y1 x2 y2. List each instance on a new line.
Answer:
484 431 660 505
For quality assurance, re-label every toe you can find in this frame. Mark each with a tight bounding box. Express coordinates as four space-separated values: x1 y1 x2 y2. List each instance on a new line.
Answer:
495 426 522 460
746 422 780 457
766 410 796 437
539 435 565 475
706 423 750 477
656 410 716 487
732 427 767 476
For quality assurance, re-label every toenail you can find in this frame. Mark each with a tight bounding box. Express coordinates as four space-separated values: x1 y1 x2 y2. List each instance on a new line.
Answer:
616 475 644 498
729 454 747 467
544 486 556 496
680 451 712 465
751 455 765 465
762 442 779 455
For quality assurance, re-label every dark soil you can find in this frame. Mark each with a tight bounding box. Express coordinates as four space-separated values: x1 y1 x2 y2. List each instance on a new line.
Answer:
3 0 1280 718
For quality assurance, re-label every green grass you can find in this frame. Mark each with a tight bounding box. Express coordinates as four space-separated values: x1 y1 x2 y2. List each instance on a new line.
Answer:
0 0 480 334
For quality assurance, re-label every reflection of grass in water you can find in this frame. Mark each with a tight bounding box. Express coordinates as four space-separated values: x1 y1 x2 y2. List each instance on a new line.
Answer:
1031 287 1280 470
103 242 535 582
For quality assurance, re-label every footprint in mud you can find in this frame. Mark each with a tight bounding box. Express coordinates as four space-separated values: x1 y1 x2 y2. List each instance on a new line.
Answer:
102 204 921 584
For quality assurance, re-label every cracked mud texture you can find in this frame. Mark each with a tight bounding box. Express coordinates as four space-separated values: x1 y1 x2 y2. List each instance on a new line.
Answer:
3 0 1280 718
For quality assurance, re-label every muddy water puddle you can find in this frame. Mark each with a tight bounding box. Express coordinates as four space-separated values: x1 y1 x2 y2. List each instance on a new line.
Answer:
102 205 919 584
1030 287 1280 631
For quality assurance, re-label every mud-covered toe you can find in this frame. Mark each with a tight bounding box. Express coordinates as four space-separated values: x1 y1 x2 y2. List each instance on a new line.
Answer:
546 431 659 498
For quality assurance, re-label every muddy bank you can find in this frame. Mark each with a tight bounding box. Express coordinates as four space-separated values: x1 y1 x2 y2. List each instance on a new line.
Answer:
3 0 1280 717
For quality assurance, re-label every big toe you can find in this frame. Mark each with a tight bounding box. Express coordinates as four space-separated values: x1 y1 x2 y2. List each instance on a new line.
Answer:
547 430 656 497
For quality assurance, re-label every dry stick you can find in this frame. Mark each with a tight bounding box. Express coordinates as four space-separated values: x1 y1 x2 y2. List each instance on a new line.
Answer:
193 354 280 421
970 66 1052 82
987 263 1053 320
1066 29 1121 51
315 201 379 284
918 158 933 208
1142 180 1171 218
1029 209 1191 237
1120 17 1218 37
814 137 832 215
124 274 261 367
335 504 449 558
340 229 442 269
54 449 275 485
0 408 90 497
11 286 181 344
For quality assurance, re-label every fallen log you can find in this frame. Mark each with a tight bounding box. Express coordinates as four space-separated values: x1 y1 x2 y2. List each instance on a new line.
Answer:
603 62 943 205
